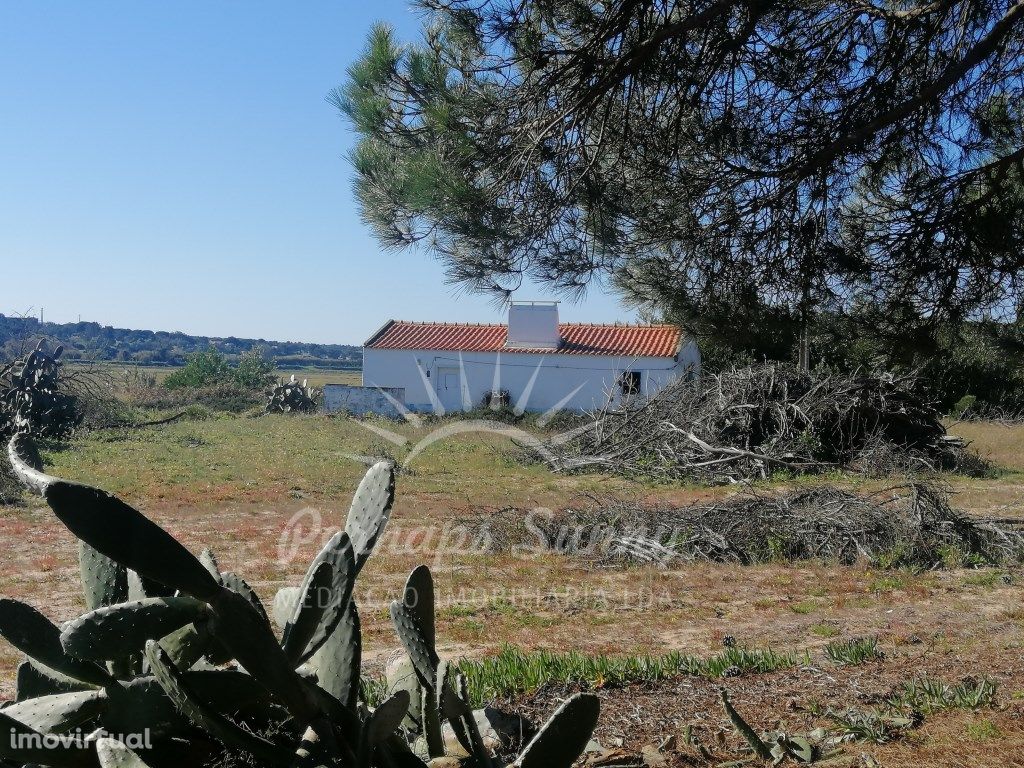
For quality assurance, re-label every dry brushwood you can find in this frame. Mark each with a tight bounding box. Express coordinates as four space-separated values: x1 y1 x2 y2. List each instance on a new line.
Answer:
467 483 1024 568
266 374 319 414
539 365 982 483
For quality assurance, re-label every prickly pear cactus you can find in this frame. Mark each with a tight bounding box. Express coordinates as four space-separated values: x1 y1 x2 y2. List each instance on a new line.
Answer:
266 375 319 414
0 433 601 768
0 340 81 440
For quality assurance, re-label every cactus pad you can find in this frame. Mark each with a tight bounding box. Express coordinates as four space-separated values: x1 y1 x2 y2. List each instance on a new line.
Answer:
516 692 600 768
0 598 113 686
42 481 221 601
345 460 395 573
60 597 210 662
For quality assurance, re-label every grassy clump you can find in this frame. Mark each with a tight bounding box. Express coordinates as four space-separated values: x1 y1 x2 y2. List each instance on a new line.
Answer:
451 644 805 706
824 636 883 665
887 675 998 714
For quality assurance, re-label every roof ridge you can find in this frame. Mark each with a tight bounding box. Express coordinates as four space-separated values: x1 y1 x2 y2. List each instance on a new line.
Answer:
366 321 683 357
386 319 679 328
390 320 505 327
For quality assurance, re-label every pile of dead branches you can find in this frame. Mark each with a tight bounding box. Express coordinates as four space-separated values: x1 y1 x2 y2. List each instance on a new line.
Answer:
469 483 1024 568
541 365 982 483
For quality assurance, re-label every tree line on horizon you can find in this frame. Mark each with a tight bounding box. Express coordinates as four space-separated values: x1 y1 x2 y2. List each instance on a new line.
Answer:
0 314 361 370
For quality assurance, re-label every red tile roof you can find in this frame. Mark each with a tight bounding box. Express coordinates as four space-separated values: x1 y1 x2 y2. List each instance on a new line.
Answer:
365 321 683 358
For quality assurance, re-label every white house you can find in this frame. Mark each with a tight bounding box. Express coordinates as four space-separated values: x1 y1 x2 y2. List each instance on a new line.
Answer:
357 302 699 414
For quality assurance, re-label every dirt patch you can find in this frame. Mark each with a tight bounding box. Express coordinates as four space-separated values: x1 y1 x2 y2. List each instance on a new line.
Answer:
505 644 1024 767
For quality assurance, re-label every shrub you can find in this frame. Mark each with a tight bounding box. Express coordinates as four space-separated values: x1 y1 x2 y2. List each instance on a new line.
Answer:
0 457 22 505
1 340 82 439
133 381 263 414
163 345 276 407
234 345 274 390
266 375 319 414
180 404 214 421
163 347 231 389
951 394 978 419
887 675 998 714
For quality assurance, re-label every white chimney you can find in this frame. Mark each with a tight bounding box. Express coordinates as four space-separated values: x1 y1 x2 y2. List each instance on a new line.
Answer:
506 301 561 349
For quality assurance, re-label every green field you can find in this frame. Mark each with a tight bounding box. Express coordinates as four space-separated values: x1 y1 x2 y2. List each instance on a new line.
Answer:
75 362 362 388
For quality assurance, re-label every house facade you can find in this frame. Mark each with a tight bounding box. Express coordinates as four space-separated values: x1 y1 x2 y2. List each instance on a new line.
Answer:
361 302 699 414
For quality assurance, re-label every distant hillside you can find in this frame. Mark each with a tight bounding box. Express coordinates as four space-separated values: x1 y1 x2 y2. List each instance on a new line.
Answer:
0 314 361 370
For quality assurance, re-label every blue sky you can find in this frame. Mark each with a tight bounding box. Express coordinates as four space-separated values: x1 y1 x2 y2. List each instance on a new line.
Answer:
0 1 633 345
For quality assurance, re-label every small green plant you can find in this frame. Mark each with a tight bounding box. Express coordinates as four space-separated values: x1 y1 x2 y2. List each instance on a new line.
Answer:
790 599 818 615
824 636 883 665
826 708 915 744
443 643 803 705
874 545 910 569
962 570 1009 588
936 544 991 569
950 394 978 419
179 403 214 421
887 675 998 714
720 688 844 763
965 718 1002 740
869 574 906 592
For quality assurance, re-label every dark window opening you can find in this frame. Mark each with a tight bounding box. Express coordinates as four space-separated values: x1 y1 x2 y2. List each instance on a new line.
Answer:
620 370 642 397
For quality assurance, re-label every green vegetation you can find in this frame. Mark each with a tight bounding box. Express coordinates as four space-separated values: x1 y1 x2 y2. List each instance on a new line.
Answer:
36 411 590 506
452 644 805 706
887 676 999 714
164 345 273 391
966 719 1003 740
163 347 231 389
344 1 1024 414
0 313 359 369
824 637 883 666
720 673 1001 757
235 346 276 389
2 404 1021 765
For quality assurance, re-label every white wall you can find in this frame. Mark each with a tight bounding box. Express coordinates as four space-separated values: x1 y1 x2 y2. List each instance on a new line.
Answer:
362 341 699 413
322 384 405 418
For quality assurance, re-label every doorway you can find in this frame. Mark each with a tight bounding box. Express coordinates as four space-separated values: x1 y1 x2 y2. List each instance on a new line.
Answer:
435 367 462 412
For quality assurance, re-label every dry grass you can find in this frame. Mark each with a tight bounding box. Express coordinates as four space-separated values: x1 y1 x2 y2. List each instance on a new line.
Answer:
73 362 361 389
951 420 1024 473
1 414 1023 764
